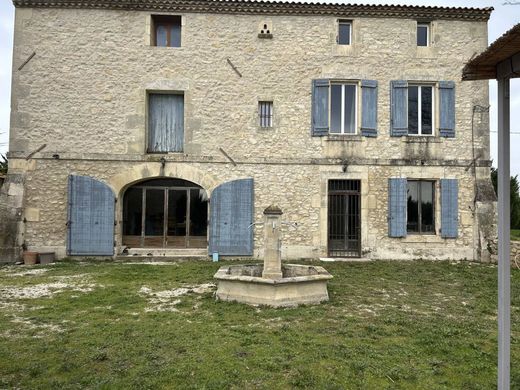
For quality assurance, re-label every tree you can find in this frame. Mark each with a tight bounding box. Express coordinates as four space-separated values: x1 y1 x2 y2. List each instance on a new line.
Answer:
0 154 7 175
491 167 520 229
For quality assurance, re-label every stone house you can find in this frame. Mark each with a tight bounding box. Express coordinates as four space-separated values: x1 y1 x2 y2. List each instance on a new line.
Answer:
0 0 497 262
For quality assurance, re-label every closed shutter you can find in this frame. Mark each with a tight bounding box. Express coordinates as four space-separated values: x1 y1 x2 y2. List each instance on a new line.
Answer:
148 93 184 152
439 81 455 138
441 179 458 238
311 79 329 136
361 79 378 137
67 175 115 256
388 178 407 237
209 178 254 256
390 80 408 136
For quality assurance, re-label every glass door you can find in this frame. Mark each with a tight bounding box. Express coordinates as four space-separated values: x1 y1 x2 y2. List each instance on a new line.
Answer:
143 189 166 247
167 189 188 247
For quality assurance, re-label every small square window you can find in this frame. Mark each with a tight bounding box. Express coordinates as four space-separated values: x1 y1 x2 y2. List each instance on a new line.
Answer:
152 15 181 47
259 101 273 128
338 20 351 45
417 23 429 47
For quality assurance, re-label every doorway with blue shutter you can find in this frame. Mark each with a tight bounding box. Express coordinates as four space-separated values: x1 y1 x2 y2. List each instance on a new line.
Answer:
328 179 361 257
122 178 208 248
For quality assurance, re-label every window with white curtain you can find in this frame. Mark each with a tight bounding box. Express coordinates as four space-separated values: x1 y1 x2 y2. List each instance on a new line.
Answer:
148 93 184 153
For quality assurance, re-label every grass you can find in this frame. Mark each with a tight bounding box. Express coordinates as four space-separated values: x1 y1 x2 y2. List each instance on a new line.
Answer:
512 229 520 241
0 259 519 389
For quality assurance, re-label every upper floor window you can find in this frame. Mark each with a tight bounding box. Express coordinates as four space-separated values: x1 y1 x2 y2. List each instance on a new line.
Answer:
408 85 433 136
330 83 357 134
417 23 430 47
390 80 454 138
311 79 377 137
337 20 351 45
259 101 273 128
148 93 184 153
152 15 181 47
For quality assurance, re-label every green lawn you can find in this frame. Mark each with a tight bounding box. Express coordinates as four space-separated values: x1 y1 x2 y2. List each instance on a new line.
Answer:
512 229 520 241
0 259 518 389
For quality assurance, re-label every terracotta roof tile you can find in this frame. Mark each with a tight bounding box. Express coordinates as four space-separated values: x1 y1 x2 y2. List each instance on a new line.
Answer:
12 0 493 21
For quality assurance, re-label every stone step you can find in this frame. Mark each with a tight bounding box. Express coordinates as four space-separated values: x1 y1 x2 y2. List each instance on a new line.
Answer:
122 248 208 257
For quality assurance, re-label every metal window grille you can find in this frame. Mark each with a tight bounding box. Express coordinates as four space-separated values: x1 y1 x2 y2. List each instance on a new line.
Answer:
328 180 361 257
259 101 273 128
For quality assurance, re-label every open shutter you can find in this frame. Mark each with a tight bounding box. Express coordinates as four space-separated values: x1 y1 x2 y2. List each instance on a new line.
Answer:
441 179 458 238
311 79 329 136
390 80 408 136
209 178 254 256
439 81 455 138
148 93 184 152
388 178 407 237
361 79 378 137
67 175 115 256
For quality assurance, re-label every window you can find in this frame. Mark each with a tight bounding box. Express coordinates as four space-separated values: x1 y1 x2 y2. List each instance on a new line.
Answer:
338 20 351 45
148 93 184 153
259 101 273 128
152 15 181 47
407 180 435 234
417 23 429 47
330 83 357 134
408 85 433 135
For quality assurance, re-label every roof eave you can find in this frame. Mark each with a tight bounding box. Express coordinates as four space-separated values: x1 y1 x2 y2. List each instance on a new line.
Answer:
11 0 494 21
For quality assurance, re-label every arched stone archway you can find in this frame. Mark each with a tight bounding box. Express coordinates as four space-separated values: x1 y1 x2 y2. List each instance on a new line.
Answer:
109 163 218 251
107 162 220 196
121 177 209 249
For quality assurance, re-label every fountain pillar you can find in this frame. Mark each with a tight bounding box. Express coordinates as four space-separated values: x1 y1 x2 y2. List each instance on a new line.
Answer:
262 205 283 280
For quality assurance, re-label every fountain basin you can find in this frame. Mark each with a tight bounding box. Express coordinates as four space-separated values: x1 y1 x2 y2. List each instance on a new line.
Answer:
213 264 333 307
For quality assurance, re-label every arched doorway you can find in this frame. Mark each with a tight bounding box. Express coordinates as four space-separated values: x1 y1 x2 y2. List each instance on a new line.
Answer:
122 178 208 248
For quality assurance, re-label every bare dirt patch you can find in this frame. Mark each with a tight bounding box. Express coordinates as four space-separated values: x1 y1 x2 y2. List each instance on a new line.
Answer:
0 274 101 300
139 283 216 312
1 268 50 277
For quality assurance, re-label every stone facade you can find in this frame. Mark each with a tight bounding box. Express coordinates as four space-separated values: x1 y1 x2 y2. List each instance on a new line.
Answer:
2 2 497 262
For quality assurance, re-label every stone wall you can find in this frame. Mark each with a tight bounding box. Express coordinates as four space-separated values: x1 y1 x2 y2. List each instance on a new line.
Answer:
3 6 496 262
7 156 489 261
10 9 489 160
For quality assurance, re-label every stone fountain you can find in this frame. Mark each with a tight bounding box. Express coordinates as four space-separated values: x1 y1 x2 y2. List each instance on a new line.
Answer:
213 206 332 307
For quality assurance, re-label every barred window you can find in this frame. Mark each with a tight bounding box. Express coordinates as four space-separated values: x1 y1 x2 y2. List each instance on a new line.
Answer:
259 101 273 128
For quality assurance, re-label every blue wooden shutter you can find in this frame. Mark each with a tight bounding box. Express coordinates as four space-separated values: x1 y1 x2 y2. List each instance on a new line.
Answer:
388 178 407 237
67 175 115 256
439 81 455 138
209 178 254 256
361 79 378 137
148 93 184 152
441 179 458 238
311 79 329 136
390 80 408 136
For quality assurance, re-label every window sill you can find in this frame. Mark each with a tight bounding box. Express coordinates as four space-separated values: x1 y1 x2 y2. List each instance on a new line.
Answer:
146 151 184 155
149 45 183 50
404 136 441 144
401 234 443 244
326 134 363 142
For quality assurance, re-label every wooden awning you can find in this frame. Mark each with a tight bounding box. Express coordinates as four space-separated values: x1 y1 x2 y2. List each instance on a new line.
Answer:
462 23 520 80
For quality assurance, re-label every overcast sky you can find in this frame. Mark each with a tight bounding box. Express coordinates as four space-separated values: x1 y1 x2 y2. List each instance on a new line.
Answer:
0 0 518 174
